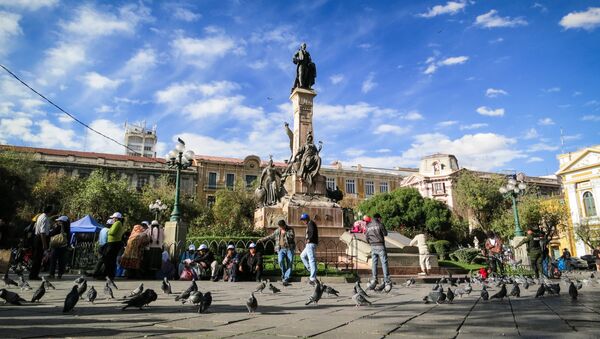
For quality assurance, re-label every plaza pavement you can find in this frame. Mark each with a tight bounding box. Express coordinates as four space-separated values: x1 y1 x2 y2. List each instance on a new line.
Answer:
1 274 600 338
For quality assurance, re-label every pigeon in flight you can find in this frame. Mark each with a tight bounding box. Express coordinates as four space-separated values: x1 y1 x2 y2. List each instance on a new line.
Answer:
0 288 26 305
31 283 46 303
122 289 158 310
246 293 258 313
63 285 79 313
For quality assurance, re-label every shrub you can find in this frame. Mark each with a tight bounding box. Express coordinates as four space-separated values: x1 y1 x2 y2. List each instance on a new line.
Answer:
427 241 436 254
449 248 480 263
433 240 450 260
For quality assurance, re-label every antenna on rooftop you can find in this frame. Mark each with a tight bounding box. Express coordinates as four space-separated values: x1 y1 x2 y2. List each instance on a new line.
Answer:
560 128 564 154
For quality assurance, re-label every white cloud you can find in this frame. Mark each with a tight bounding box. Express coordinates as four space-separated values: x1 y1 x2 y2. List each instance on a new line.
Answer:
82 72 123 90
436 120 458 128
374 124 410 136
424 56 469 74
60 6 136 38
0 117 78 149
86 119 125 154
563 134 582 141
344 148 366 157
249 26 298 48
330 74 344 85
538 117 555 125
95 105 114 113
155 81 239 104
248 60 267 70
376 148 391 153
122 48 157 80
460 123 488 130
559 7 600 30
419 1 467 18
361 72 377 93
527 156 544 163
171 34 239 68
542 87 561 93
476 106 505 117
42 42 87 78
489 37 504 44
0 0 58 11
527 143 559 152
173 7 201 22
475 10 527 28
183 95 262 120
523 128 539 140
486 88 508 97
315 102 396 121
403 111 424 121
582 115 600 122
0 11 22 55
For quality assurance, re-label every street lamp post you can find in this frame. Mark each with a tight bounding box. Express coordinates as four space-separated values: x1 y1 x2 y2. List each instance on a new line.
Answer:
499 175 527 237
165 139 195 222
149 199 168 221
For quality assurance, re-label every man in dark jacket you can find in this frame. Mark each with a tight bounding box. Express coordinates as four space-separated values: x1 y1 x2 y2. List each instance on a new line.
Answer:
258 219 296 285
195 244 218 281
365 213 390 285
238 242 263 281
300 213 318 285
516 226 544 278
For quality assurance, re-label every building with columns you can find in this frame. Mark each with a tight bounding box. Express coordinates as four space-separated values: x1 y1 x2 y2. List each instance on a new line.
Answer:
556 144 600 256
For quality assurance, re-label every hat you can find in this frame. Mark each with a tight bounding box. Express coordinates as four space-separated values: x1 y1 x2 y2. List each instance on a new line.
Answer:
188 244 196 251
151 220 159 226
300 213 309 221
227 244 235 250
55 216 69 222
110 212 123 219
199 244 208 250
248 242 256 249
106 219 114 225
141 221 150 226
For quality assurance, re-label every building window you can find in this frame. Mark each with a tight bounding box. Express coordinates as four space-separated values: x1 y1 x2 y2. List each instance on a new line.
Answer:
245 175 257 188
143 146 153 151
380 181 389 193
207 195 216 208
226 173 235 189
326 177 336 190
365 180 374 196
433 182 445 194
208 172 217 189
583 191 597 217
345 179 356 194
137 176 148 190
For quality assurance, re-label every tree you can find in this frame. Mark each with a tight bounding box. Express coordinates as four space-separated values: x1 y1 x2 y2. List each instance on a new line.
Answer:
575 221 600 249
0 150 43 221
29 172 81 214
454 171 506 230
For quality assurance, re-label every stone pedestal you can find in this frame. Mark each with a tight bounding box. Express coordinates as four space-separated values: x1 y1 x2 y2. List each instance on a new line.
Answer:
164 220 187 259
511 236 530 268
290 88 316 153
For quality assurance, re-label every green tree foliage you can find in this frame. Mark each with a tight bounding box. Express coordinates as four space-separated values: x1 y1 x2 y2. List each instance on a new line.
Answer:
0 150 43 220
575 221 600 248
29 172 81 214
200 181 259 237
358 187 453 238
454 171 506 230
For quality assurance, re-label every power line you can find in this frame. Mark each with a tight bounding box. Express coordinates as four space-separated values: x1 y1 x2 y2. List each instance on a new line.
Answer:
0 63 164 164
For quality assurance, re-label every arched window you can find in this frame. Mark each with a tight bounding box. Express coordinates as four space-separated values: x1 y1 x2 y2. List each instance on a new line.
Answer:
583 191 597 217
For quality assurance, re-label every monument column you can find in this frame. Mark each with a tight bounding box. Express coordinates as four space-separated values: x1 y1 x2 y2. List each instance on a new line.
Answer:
290 88 317 154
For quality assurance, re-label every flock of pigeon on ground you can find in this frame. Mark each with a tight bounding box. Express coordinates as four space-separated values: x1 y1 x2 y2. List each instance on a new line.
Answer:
1 269 599 315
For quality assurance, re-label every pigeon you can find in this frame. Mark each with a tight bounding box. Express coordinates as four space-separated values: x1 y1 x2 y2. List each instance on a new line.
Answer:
352 292 372 307
129 283 144 298
198 291 212 313
86 286 97 303
575 280 583 290
42 276 55 290
122 289 158 310
384 282 393 294
428 290 446 304
480 286 489 301
546 283 560 295
106 276 119 290
522 279 529 290
31 283 46 302
423 295 431 304
366 279 377 291
535 284 545 298
268 283 281 294
322 284 339 297
354 281 369 299
63 285 79 313
490 284 507 301
18 275 31 290
3 272 18 287
175 279 198 302
77 280 87 299
464 283 472 295
432 281 440 291
405 278 416 287
74 276 85 284
447 287 455 303
255 280 267 293
161 277 172 294
509 284 520 298
246 293 258 313
0 288 26 305
305 279 323 306
104 282 115 299
374 282 386 293
184 291 203 305
188 279 198 293
568 282 577 301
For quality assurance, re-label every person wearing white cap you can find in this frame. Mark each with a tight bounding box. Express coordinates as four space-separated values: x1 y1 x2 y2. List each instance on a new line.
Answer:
238 242 263 282
48 216 70 279
178 244 198 277
145 220 165 275
195 244 218 281
222 244 240 282
104 212 126 280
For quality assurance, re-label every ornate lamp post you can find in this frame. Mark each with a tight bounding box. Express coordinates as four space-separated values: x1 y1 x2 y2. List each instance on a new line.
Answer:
499 175 527 237
149 199 168 221
165 139 194 222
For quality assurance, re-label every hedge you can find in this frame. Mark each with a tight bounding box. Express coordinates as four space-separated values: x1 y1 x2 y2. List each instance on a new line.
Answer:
433 240 451 260
449 248 480 263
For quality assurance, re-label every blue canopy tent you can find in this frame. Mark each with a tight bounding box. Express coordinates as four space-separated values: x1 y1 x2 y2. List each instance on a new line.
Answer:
70 215 102 233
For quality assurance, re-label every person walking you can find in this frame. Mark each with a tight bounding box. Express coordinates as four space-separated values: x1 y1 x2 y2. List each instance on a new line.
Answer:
48 216 70 279
410 232 431 276
300 213 318 285
103 212 126 280
366 213 390 286
516 226 544 279
258 219 295 285
29 206 52 280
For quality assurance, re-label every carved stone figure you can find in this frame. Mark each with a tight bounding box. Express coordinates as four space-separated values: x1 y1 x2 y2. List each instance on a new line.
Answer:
255 156 285 207
292 43 316 91
326 186 344 203
293 131 322 193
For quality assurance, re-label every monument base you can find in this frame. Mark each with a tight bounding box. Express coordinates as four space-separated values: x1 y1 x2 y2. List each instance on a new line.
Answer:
164 220 188 260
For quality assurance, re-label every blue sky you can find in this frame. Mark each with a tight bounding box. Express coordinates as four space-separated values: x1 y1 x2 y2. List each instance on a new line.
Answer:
1 1 599 175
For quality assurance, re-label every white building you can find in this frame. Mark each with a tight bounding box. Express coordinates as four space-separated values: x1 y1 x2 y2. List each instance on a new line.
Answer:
124 122 157 158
